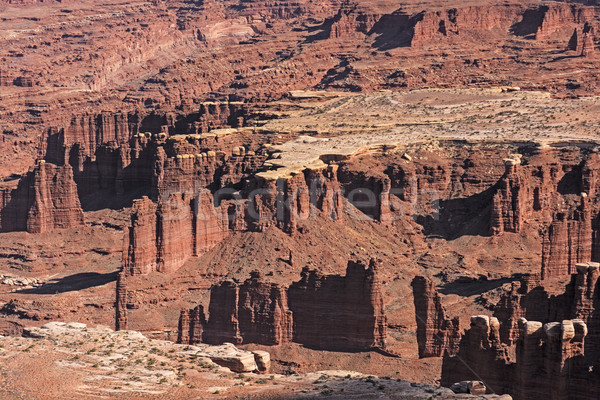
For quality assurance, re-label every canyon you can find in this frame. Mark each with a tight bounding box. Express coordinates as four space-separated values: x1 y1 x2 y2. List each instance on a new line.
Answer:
3 0 600 398
4 86 600 397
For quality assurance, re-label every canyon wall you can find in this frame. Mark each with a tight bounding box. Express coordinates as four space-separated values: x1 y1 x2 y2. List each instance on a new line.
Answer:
490 159 532 234
288 259 387 351
541 196 596 279
122 190 229 276
122 162 349 276
115 143 600 281
178 259 387 351
413 262 600 399
202 271 293 346
177 305 206 345
0 162 84 233
441 315 513 395
441 316 591 399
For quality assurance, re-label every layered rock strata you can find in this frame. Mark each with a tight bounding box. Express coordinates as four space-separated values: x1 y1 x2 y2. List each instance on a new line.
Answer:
490 159 531 234
441 316 589 399
202 271 293 346
541 195 595 279
414 263 600 399
115 270 128 332
441 315 513 395
0 162 84 233
411 276 461 357
122 191 229 276
178 259 387 351
122 164 347 275
288 259 387 351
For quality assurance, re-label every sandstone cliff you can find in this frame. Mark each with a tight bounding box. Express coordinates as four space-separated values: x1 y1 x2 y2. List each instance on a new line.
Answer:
202 271 293 346
179 259 387 351
0 162 84 233
541 196 595 279
288 259 387 351
411 276 461 358
490 159 531 234
115 270 128 331
410 262 600 399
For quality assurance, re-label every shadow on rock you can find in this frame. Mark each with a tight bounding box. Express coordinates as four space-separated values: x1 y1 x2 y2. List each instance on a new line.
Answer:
17 271 118 294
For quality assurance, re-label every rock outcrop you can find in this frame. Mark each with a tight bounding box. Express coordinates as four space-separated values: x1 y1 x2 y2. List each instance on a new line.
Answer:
123 190 228 276
177 305 205 345
115 270 128 331
122 162 351 276
514 318 587 400
541 195 595 280
412 262 600 399
568 23 597 57
288 259 387 351
122 197 159 276
202 280 243 345
441 315 513 395
202 271 293 346
411 276 461 357
179 259 387 352
0 162 84 233
490 159 531 234
441 316 589 399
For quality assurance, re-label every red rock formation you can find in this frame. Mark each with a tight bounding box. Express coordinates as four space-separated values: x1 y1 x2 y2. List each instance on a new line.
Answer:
338 164 396 222
115 270 128 331
202 272 292 346
195 101 245 134
61 112 137 160
441 315 513 394
411 276 461 358
569 262 600 360
0 162 84 233
123 197 159 276
435 263 600 398
203 280 243 345
328 3 379 39
288 259 387 351
541 195 594 280
441 313 590 398
125 161 339 276
177 309 191 344
13 76 33 87
0 70 11 86
189 305 205 345
581 30 596 56
569 23 597 57
156 193 194 273
242 164 344 233
492 264 600 356
490 159 531 234
532 3 594 39
410 6 522 47
237 272 293 345
493 274 542 346
280 173 311 234
515 319 587 400
183 260 386 351
123 190 229 276
177 305 206 344
582 150 600 198
193 190 230 256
